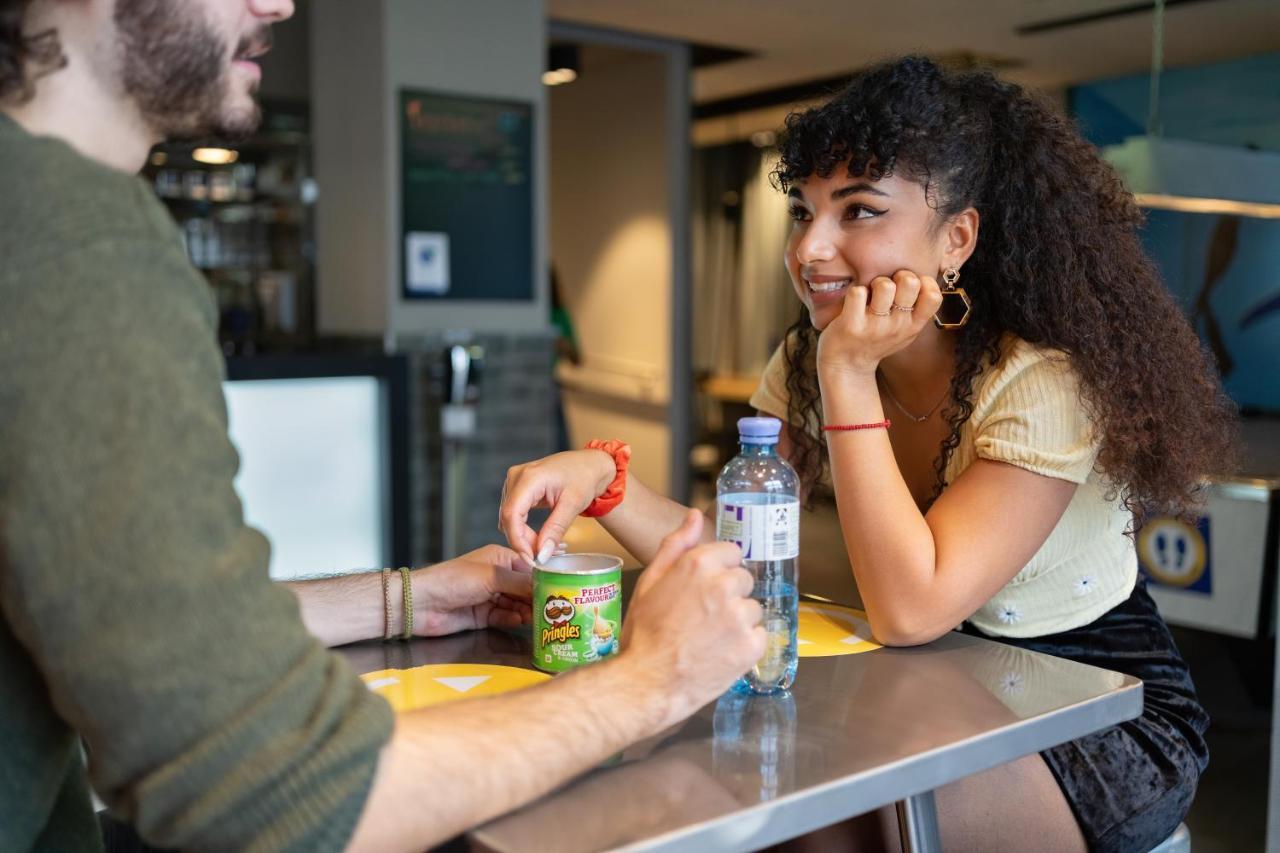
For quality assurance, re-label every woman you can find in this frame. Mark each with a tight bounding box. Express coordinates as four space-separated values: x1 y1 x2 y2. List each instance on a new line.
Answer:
499 56 1236 851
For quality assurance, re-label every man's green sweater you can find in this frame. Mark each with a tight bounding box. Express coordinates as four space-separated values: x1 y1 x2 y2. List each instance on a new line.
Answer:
0 113 393 851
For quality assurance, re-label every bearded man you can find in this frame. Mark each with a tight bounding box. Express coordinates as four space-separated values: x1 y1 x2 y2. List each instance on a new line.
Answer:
0 2 765 851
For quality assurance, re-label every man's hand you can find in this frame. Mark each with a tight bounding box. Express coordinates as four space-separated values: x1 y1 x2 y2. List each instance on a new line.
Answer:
413 545 534 637
619 510 767 728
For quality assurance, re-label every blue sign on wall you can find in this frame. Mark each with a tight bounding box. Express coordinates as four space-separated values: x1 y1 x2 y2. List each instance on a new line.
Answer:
1137 515 1212 595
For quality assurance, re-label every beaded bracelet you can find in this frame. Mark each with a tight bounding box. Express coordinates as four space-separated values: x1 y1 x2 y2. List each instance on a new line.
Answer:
399 567 413 641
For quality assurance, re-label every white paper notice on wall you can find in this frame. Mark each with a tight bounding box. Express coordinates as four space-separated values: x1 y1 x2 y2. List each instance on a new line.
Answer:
405 231 450 295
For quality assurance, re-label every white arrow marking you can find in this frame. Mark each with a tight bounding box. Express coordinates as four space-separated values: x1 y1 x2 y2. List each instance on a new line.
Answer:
435 675 491 693
365 677 399 690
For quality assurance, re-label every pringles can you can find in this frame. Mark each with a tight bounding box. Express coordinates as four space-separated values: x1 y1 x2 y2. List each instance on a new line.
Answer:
533 553 623 673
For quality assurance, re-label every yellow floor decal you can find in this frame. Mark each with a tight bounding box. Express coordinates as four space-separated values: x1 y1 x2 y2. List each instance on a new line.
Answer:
361 663 551 712
797 602 882 657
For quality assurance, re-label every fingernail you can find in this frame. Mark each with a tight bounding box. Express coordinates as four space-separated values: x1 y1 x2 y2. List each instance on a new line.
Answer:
537 541 556 564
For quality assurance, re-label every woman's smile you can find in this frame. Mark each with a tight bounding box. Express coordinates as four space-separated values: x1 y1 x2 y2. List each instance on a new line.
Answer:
804 273 854 304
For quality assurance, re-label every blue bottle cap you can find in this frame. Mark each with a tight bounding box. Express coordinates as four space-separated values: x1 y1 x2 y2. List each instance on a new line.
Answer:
738 416 782 444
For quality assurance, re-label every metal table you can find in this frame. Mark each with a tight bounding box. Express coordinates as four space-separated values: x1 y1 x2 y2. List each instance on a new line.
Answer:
338 599 1141 853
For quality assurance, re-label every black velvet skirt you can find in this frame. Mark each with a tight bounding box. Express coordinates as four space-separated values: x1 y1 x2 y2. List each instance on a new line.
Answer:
961 578 1209 853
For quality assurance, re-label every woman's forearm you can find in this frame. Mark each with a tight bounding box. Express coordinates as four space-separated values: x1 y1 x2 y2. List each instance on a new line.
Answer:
819 368 940 642
597 474 714 565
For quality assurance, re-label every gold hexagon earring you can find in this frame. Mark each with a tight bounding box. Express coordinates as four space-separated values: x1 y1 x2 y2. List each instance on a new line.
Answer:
934 267 971 329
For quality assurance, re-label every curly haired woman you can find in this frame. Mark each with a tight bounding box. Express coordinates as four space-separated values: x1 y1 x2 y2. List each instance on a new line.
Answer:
499 56 1237 851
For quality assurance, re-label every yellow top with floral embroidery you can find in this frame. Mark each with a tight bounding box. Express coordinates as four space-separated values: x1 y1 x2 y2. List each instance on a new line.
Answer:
749 333 1137 638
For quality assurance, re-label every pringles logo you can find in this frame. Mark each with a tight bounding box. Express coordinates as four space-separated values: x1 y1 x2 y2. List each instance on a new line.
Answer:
541 623 581 645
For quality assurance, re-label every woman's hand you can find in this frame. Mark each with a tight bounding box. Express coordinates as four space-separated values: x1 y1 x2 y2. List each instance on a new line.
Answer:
413 545 535 636
815 270 943 377
499 450 617 563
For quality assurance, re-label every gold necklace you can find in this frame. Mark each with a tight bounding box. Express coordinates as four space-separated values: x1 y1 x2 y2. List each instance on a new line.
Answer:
878 374 948 423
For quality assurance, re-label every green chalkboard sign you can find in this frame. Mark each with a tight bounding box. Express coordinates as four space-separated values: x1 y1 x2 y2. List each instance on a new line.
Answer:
399 89 533 301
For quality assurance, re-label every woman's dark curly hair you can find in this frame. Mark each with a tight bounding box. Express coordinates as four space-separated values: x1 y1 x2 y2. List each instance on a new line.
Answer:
1 0 65 104
773 56 1237 525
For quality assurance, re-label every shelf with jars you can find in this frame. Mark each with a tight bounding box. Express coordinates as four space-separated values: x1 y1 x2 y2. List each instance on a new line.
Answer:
142 101 315 355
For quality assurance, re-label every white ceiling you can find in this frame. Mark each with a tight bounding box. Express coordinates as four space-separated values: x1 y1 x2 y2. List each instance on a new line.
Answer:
548 0 1280 103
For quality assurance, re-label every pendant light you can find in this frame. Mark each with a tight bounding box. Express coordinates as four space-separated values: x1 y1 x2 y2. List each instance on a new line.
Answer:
1100 0 1280 220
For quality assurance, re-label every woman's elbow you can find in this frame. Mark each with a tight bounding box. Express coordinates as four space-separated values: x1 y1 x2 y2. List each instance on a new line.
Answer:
868 610 955 647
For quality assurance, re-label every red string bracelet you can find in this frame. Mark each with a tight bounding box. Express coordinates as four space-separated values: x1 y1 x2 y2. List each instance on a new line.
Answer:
822 419 891 432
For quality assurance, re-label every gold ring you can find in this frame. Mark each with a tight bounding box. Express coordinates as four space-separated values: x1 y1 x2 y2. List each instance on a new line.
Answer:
891 304 914 312
869 308 892 317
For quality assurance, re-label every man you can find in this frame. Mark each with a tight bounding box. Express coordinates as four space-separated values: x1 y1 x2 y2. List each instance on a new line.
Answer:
0 1 766 851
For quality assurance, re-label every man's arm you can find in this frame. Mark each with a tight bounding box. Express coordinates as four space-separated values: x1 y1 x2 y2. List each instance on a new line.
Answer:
349 657 666 851
286 571 388 647
348 511 766 853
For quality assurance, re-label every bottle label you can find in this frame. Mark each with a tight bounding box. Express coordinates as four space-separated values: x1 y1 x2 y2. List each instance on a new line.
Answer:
717 499 799 561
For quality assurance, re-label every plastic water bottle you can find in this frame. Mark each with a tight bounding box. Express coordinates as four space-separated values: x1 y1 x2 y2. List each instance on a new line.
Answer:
716 416 800 694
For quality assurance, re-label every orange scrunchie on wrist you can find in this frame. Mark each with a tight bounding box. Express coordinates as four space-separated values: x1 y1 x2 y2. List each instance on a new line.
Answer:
582 440 631 518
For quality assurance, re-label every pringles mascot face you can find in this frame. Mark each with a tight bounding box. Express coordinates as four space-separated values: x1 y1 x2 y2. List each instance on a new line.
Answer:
543 594 575 626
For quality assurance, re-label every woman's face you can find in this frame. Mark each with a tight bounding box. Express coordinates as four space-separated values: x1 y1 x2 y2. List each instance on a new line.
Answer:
784 168 951 332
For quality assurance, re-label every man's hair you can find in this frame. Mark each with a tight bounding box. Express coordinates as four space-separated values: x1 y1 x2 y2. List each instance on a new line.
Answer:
1 0 65 103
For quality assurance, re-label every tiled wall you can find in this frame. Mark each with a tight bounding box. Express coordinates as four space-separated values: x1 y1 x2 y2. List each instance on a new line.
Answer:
404 333 558 564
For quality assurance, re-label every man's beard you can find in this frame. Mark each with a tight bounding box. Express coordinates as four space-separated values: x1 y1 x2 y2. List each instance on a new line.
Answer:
113 0 269 141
